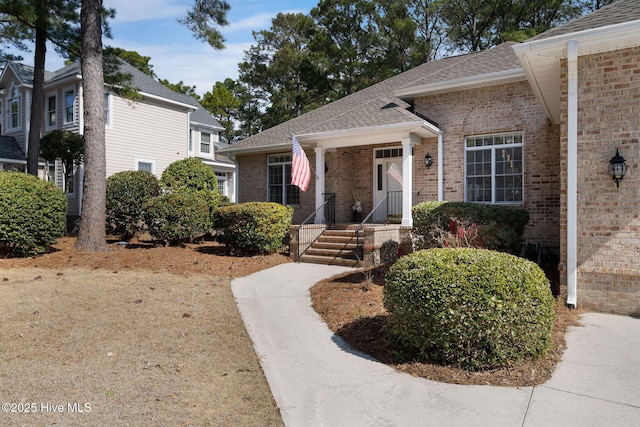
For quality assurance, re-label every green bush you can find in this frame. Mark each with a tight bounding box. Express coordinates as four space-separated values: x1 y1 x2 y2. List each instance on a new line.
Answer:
161 157 221 214
384 248 554 370
412 201 529 254
214 202 293 255
0 172 67 256
144 192 211 245
105 170 161 240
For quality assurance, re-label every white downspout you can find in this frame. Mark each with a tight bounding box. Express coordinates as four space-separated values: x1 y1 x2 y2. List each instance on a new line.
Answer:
78 85 84 216
437 132 444 201
401 138 414 226
566 40 579 308
314 146 326 224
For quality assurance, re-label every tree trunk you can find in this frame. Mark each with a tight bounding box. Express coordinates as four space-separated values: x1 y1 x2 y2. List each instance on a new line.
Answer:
75 0 107 252
27 0 48 176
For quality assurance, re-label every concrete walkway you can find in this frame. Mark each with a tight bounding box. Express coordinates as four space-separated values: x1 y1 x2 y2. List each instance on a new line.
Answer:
232 263 640 427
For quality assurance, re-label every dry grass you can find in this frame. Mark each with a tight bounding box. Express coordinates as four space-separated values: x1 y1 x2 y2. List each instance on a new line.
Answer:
0 237 286 426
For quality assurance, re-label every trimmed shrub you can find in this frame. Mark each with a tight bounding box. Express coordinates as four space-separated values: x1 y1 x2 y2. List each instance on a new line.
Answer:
412 201 529 254
144 192 211 245
0 172 67 256
161 157 221 214
214 202 293 255
105 170 161 240
384 248 554 370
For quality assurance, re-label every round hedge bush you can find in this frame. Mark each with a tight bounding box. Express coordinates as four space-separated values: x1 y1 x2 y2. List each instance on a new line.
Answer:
161 157 221 214
106 170 161 240
144 192 211 245
0 172 67 256
214 202 293 255
384 248 554 370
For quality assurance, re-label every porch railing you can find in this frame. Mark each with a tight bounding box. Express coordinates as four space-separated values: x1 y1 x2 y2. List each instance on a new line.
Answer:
296 193 336 258
386 191 402 224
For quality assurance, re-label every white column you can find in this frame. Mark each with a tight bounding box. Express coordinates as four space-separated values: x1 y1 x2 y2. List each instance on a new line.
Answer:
401 138 413 226
438 132 444 201
566 40 579 308
314 146 326 224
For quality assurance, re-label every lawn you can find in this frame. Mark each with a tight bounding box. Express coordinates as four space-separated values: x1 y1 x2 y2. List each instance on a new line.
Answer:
0 236 288 426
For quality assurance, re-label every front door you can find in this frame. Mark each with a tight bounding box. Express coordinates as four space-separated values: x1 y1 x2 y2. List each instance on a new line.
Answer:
373 149 403 223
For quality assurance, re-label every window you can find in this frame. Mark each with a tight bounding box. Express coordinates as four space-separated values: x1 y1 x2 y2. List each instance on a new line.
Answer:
465 133 523 204
9 88 20 129
104 92 111 127
47 96 56 127
65 169 75 194
200 132 211 153
136 160 154 173
216 172 227 196
189 129 193 152
268 154 299 206
64 90 75 123
46 161 56 184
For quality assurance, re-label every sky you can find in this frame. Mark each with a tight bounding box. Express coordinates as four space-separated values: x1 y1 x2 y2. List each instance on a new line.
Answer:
13 0 319 96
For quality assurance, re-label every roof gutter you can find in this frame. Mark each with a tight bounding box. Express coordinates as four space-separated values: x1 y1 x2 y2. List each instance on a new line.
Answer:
395 68 526 99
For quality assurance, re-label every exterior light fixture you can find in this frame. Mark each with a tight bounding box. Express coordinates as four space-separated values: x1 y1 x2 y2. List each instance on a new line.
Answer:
424 153 433 169
608 148 627 188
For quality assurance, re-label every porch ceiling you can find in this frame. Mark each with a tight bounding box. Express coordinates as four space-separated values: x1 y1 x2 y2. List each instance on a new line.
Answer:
296 121 440 149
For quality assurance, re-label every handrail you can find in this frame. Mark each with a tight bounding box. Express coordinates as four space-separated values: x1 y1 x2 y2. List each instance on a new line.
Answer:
354 194 388 262
297 193 335 258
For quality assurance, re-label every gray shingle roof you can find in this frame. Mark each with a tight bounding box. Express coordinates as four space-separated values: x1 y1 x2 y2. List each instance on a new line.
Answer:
531 0 640 40
0 136 26 161
221 43 521 153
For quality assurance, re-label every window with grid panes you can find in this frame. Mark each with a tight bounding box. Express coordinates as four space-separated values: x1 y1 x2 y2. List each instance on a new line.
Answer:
268 154 299 206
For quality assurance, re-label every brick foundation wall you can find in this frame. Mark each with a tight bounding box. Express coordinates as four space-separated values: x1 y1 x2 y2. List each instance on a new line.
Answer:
560 46 640 315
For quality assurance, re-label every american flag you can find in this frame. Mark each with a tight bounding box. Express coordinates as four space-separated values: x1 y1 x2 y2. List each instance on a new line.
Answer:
291 134 311 191
387 162 403 187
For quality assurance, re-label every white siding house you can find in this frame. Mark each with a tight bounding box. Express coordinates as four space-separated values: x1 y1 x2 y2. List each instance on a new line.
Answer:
0 60 235 219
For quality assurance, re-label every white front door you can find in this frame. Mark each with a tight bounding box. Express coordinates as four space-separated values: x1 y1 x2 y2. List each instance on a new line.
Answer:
373 151 403 223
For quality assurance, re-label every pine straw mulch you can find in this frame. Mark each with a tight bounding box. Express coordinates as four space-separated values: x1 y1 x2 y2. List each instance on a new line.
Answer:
311 264 584 387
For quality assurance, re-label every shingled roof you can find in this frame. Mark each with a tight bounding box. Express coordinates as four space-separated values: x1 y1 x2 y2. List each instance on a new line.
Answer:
221 43 523 153
531 0 640 41
0 136 26 161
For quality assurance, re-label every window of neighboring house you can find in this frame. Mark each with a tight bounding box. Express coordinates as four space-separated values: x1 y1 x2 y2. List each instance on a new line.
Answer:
268 154 299 206
136 159 154 174
104 92 111 127
46 95 56 127
464 132 523 204
64 90 75 123
189 129 193 152
200 132 211 154
9 88 20 129
65 168 75 194
216 172 227 197
46 161 56 184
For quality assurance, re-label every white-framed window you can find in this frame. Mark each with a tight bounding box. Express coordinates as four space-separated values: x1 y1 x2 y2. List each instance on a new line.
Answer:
135 159 155 174
8 88 20 129
200 132 211 154
46 161 57 184
268 153 299 206
104 92 112 128
464 132 523 204
65 168 75 194
189 129 193 153
47 95 56 127
216 172 227 196
64 90 75 124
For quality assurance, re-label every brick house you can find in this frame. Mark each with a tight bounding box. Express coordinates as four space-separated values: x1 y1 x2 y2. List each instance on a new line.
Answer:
220 0 640 315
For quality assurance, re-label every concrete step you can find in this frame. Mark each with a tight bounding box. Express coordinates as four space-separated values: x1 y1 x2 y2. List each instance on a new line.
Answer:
304 247 357 258
298 254 359 267
311 241 358 250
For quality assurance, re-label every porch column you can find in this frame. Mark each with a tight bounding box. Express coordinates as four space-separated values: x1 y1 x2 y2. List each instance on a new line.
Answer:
566 40 579 308
314 146 326 224
401 138 413 226
438 131 444 201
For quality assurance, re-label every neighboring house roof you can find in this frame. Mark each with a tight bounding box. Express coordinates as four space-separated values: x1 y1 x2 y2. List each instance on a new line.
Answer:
0 135 26 161
513 0 640 123
220 43 524 154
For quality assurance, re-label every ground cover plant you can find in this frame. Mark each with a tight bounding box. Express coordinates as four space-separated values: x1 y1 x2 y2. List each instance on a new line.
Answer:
0 236 287 426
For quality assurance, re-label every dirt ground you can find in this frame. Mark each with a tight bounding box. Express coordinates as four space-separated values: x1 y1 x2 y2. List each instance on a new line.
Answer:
0 236 288 426
311 265 584 387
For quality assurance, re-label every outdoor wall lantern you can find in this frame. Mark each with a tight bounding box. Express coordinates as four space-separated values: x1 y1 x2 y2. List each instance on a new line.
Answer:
608 148 627 188
424 153 433 169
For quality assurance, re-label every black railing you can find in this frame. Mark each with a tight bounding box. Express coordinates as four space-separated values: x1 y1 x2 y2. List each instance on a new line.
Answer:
386 191 402 224
354 194 388 262
296 193 336 258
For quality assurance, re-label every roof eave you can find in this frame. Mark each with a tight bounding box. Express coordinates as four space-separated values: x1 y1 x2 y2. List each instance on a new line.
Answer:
395 68 527 100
